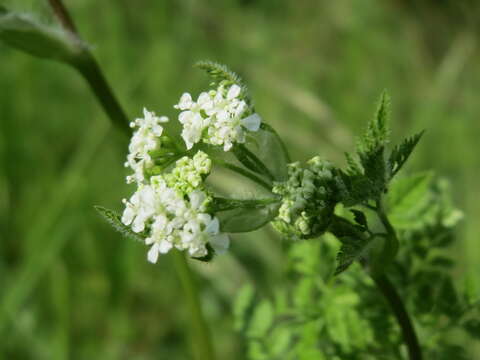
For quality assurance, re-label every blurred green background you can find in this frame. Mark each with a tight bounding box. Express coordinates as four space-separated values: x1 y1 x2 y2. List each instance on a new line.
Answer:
1 0 479 358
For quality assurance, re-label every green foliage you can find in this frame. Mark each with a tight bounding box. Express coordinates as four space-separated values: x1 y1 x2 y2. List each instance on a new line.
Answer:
0 9 82 63
235 177 477 359
94 206 146 243
389 131 425 178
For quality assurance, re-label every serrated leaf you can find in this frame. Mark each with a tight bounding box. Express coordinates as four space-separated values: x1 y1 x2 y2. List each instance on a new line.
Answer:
94 206 146 242
389 131 424 177
387 172 433 229
217 201 280 233
0 11 82 62
334 236 371 275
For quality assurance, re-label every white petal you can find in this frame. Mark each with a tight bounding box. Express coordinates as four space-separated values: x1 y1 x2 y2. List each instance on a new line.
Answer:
227 84 241 100
241 113 261 132
176 93 192 110
210 234 230 254
147 243 160 263
205 217 220 235
159 240 173 254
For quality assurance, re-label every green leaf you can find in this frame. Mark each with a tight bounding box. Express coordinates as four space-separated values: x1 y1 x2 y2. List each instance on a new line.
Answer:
389 131 424 177
233 284 256 332
0 11 83 62
246 300 274 338
334 236 371 275
217 201 280 233
94 206 146 242
251 126 289 181
387 172 433 229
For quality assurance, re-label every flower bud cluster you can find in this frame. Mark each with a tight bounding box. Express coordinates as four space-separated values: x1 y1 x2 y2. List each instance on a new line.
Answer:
272 156 337 240
174 83 261 151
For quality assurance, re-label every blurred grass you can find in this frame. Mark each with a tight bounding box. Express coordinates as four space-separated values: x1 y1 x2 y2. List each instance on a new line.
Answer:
1 0 479 358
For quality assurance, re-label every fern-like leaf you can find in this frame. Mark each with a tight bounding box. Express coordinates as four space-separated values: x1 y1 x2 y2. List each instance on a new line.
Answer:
389 130 425 177
94 206 146 242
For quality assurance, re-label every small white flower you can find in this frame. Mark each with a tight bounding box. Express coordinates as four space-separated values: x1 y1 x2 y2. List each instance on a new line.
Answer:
174 84 261 151
125 108 169 184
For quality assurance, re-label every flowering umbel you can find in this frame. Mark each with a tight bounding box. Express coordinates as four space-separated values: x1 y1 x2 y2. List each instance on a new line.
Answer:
121 107 230 262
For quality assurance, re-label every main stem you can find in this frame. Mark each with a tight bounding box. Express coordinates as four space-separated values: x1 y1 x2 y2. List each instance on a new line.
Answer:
372 274 423 360
372 199 422 360
173 252 216 360
47 2 216 359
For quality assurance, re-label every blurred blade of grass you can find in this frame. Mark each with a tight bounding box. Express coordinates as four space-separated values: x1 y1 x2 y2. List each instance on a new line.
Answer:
0 118 110 334
49 261 70 360
253 68 353 150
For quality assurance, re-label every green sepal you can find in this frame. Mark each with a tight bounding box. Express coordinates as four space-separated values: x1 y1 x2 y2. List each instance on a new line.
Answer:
94 206 146 242
0 10 84 63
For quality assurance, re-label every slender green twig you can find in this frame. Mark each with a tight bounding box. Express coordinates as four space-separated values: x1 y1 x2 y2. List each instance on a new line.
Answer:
372 274 423 360
371 198 422 360
47 2 215 359
48 0 78 34
375 198 399 265
173 251 216 360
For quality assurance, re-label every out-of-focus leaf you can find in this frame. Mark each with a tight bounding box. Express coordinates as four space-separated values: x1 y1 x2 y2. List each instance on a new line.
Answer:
0 10 83 62
233 284 255 332
246 300 274 338
387 172 433 229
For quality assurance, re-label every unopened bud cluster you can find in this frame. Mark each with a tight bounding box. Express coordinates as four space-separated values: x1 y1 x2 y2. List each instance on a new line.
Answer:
272 157 337 240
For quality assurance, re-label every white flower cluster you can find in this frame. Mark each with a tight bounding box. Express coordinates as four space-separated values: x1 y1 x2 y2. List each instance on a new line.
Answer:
122 151 229 263
125 108 169 184
175 83 261 151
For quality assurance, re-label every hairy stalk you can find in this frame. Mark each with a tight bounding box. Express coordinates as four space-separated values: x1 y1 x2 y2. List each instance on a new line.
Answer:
47 1 216 359
214 159 272 191
372 274 423 360
173 251 216 360
372 199 422 360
